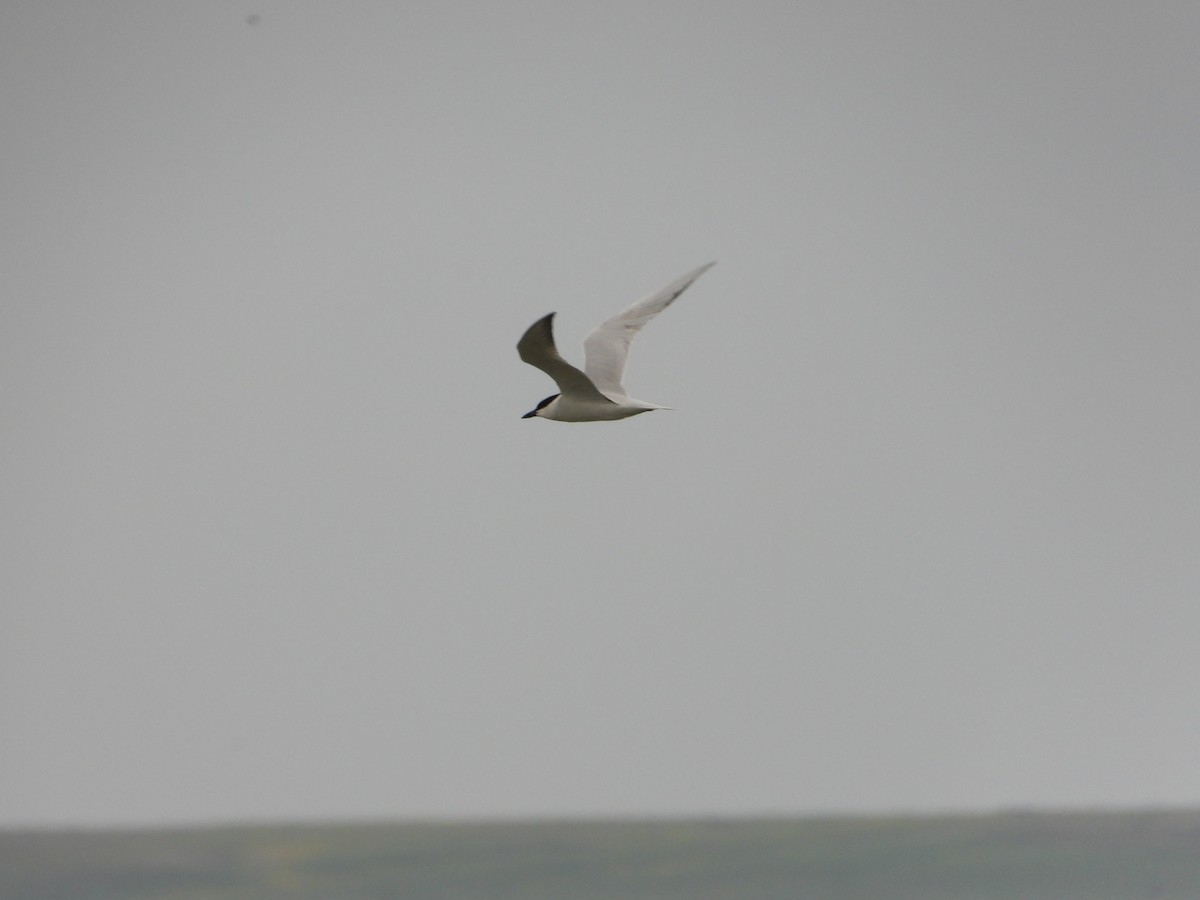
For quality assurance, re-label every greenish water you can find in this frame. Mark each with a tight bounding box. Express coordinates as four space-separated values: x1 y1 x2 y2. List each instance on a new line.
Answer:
3 810 1198 899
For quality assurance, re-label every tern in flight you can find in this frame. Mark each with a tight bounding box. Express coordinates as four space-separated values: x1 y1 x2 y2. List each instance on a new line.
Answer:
517 262 715 422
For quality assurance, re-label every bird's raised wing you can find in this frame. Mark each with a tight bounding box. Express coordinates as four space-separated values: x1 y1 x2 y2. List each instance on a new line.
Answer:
582 261 715 399
517 313 614 403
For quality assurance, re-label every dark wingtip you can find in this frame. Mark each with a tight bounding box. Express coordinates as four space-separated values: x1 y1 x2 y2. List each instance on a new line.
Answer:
534 312 556 340
518 311 555 344
517 312 560 363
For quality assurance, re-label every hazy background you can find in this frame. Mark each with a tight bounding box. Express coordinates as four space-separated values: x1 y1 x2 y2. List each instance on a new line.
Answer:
2 1 1198 828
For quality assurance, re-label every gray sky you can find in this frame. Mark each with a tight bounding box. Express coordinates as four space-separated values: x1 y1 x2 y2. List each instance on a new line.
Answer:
3 1 1198 828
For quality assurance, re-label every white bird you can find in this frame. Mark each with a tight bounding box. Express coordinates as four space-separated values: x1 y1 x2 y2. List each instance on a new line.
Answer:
518 262 715 421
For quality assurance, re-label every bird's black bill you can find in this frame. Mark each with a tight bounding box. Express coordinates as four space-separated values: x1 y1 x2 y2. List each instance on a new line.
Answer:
521 410 537 418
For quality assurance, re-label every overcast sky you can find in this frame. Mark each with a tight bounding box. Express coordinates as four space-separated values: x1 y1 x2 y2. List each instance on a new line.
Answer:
2 1 1198 828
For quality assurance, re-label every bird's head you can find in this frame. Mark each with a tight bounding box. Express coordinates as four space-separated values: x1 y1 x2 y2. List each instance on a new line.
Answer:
522 394 559 419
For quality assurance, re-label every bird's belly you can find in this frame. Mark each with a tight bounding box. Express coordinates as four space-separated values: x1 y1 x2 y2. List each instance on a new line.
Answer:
546 397 651 422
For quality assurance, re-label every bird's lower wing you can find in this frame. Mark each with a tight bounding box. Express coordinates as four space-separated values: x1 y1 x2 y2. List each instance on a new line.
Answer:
517 313 614 402
582 261 715 398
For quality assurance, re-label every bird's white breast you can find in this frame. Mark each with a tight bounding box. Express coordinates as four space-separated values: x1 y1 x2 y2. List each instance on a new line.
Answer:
540 395 655 422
